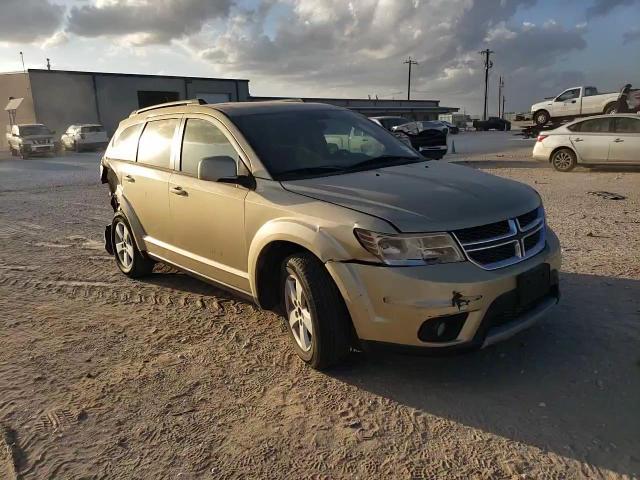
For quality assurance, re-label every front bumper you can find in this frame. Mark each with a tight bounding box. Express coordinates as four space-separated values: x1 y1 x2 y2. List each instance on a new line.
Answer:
326 229 561 350
419 146 448 159
21 144 55 154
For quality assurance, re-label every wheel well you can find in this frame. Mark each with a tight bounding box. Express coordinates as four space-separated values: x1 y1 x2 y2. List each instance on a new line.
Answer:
549 146 576 163
603 102 616 113
534 109 549 117
255 241 314 310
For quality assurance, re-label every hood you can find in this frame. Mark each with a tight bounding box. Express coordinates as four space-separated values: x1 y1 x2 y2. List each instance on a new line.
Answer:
282 162 540 232
531 100 553 112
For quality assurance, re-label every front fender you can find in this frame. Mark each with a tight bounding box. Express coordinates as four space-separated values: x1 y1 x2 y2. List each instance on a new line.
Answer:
247 218 353 297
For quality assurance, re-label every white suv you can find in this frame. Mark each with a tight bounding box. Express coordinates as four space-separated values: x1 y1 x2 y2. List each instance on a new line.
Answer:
61 124 109 152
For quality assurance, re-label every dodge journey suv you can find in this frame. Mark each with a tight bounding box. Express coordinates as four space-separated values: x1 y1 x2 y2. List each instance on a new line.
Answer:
101 99 561 369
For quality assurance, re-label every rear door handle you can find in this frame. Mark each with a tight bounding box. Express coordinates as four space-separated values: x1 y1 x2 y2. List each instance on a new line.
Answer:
170 186 187 196
124 175 135 183
613 138 624 143
573 138 583 142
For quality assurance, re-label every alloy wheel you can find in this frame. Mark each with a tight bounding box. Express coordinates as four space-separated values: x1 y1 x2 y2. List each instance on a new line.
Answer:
553 151 573 171
114 220 135 270
284 272 313 352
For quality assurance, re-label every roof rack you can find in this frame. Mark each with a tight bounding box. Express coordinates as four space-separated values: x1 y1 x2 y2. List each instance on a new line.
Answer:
130 98 207 117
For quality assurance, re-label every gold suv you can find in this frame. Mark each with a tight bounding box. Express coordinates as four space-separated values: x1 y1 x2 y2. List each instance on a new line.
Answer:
101 100 561 369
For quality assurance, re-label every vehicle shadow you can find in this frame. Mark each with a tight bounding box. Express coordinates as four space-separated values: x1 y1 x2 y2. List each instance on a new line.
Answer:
143 267 241 302
331 272 640 476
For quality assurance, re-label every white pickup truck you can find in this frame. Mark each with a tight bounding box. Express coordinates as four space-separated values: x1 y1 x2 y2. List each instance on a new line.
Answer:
531 86 619 126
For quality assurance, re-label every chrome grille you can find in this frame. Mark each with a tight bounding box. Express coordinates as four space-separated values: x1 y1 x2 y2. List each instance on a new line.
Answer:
453 207 546 270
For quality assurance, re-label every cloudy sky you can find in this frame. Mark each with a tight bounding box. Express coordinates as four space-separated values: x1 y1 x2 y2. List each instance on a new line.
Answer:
0 0 638 115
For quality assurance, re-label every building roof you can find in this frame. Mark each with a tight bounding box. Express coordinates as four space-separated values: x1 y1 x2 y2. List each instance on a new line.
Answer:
25 68 249 83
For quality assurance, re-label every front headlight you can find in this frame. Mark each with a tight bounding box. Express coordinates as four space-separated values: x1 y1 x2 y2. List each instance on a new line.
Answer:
355 229 465 266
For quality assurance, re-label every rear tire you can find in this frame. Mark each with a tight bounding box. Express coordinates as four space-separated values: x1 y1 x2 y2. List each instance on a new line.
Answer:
281 252 351 369
111 214 154 278
534 110 550 126
551 148 577 172
603 103 617 115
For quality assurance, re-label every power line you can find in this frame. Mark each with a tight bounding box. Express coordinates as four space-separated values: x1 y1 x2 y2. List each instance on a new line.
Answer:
403 56 418 101
479 49 494 120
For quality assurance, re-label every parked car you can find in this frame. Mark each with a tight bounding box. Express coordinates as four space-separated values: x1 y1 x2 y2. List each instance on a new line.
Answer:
6 123 57 159
101 99 561 369
532 114 640 171
440 120 459 134
61 124 109 152
530 86 619 126
391 121 448 159
473 117 511 131
369 116 410 131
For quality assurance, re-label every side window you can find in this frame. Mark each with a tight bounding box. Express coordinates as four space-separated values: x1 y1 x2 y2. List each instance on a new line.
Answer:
137 119 179 169
614 117 640 133
180 118 240 177
557 89 580 102
575 118 612 133
584 87 597 97
108 123 143 161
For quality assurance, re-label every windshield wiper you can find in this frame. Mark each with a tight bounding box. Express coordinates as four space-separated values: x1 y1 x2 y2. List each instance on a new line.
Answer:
344 155 423 172
277 165 347 179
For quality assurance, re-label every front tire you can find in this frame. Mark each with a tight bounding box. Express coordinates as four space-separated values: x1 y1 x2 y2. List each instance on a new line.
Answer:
534 110 550 126
281 252 351 369
551 148 577 172
112 214 154 277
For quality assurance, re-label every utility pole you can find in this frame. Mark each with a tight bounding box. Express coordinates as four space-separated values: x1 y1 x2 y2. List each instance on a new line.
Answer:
19 51 26 72
479 49 494 120
502 95 506 120
497 75 504 117
404 56 418 101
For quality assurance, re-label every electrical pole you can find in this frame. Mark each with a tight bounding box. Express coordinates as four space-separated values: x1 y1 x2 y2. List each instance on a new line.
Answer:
404 56 418 101
502 95 506 120
497 75 504 117
479 49 494 120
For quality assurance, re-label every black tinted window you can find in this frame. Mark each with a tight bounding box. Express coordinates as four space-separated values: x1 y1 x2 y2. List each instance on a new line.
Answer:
584 87 598 97
137 119 179 169
108 123 143 161
81 125 104 133
614 117 640 133
557 89 580 101
573 118 612 133
181 119 239 176
232 109 419 180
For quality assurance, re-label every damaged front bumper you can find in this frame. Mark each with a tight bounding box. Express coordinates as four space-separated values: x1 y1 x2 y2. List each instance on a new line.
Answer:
104 224 113 255
326 229 561 351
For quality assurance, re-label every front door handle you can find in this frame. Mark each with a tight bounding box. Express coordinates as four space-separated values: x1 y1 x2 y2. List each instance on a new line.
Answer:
170 186 187 196
124 175 135 183
573 138 583 142
613 138 624 143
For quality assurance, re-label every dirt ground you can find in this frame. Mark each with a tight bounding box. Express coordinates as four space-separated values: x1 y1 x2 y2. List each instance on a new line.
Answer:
1 137 639 479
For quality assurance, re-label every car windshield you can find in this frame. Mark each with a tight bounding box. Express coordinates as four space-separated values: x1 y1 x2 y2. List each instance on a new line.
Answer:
233 109 422 180
19 125 51 136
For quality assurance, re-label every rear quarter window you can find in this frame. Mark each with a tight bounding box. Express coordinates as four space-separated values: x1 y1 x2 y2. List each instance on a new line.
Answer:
614 117 640 133
107 123 143 161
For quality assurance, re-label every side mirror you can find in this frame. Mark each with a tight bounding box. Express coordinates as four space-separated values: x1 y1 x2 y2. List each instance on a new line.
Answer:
198 156 237 182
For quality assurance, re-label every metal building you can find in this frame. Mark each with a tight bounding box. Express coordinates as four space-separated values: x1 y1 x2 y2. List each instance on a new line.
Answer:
2 68 458 151
251 96 458 121
1 69 250 149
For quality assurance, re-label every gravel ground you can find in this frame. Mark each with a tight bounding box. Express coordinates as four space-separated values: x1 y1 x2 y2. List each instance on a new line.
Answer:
0 138 639 479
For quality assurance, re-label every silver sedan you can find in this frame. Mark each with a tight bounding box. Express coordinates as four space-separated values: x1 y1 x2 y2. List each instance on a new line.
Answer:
532 114 640 171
